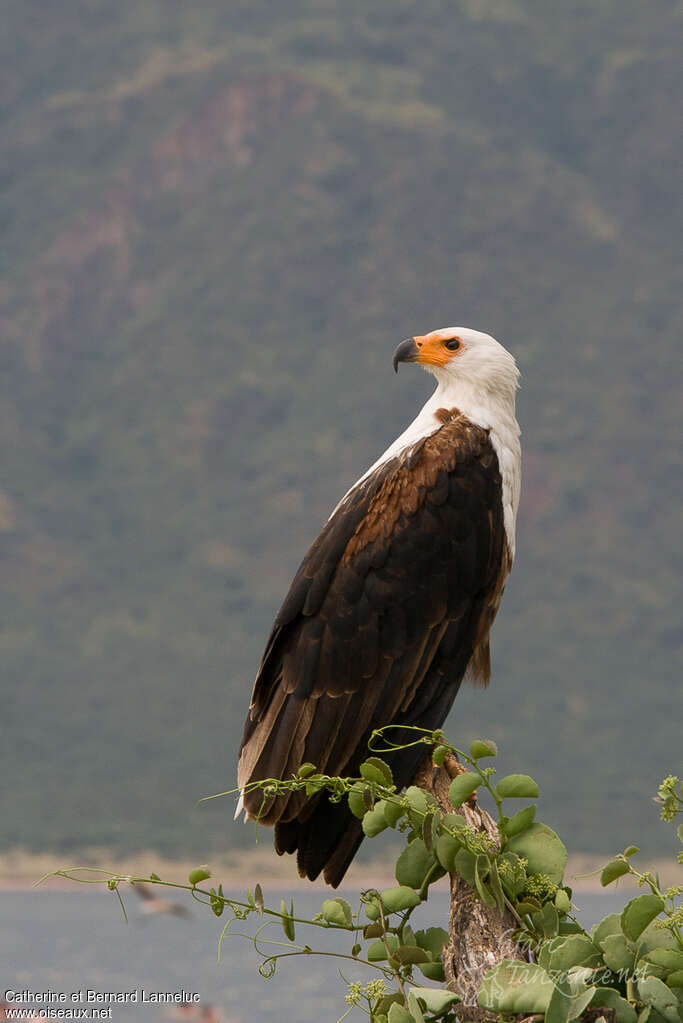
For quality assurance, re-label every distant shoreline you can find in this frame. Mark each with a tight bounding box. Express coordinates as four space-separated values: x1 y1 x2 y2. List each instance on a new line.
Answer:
0 847 678 895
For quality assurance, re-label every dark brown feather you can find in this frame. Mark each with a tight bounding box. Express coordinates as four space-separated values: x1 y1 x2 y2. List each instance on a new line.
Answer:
238 411 507 884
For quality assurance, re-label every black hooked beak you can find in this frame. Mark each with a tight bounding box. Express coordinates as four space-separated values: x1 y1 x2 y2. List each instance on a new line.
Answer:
393 337 420 373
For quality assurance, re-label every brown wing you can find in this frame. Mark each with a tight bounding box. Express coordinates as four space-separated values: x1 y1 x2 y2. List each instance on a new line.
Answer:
238 410 506 884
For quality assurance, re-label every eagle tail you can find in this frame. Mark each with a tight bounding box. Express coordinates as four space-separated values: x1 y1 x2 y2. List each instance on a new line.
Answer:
272 723 450 886
275 796 364 888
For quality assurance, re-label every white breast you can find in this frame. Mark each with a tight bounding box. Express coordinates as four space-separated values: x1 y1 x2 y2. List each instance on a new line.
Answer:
338 381 521 559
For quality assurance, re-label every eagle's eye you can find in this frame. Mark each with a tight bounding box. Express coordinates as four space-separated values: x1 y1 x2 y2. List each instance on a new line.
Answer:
445 338 460 351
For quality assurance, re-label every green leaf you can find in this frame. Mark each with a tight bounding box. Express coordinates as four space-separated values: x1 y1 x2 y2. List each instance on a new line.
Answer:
376 994 404 1015
478 961 555 1013
430 808 441 849
474 854 496 908
555 889 571 915
591 912 622 947
209 887 224 917
418 961 446 982
435 833 461 872
638 975 680 1023
601 858 631 886
364 897 381 922
497 851 527 896
517 898 541 915
422 811 435 851
545 985 573 1023
404 786 430 814
532 900 560 938
644 949 683 971
254 883 264 914
348 782 371 819
567 986 598 1022
403 786 437 830
149 872 161 881
539 936 565 969
441 811 468 833
297 762 317 778
507 822 568 884
321 897 352 926
601 932 635 973
374 799 391 822
638 962 668 981
666 970 683 987
387 1002 413 1023
360 756 394 786
469 738 498 759
363 921 384 938
487 859 506 913
541 964 596 1023
636 921 677 958
394 945 429 965
383 798 404 827
380 885 422 913
559 920 584 935
453 848 476 886
503 804 537 837
280 898 295 941
414 927 449 957
409 987 459 1014
496 773 540 799
432 744 449 766
677 823 683 843
448 771 481 807
589 988 638 1023
336 898 354 924
621 894 665 941
538 934 602 972
406 991 426 1022
363 806 389 837
395 838 435 889
188 865 211 885
623 844 640 857
367 934 399 961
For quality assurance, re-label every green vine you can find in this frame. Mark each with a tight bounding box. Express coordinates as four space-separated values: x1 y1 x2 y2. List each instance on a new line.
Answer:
43 730 682 1023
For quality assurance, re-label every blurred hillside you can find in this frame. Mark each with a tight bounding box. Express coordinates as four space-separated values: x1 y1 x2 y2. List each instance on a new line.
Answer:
1 1 680 859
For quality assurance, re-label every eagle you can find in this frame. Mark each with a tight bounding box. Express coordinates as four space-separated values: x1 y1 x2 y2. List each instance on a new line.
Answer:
237 327 521 886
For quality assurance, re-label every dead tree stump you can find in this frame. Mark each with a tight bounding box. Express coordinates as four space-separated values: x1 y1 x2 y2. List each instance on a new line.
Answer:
413 754 618 1023
414 753 529 1022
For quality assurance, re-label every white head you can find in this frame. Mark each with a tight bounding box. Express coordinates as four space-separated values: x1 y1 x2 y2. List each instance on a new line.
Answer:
393 326 519 405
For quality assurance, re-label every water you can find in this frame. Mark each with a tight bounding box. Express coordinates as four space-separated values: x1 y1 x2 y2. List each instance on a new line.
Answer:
1 888 633 1022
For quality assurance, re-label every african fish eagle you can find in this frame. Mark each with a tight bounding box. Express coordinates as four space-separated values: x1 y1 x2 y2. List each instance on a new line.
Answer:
238 327 521 886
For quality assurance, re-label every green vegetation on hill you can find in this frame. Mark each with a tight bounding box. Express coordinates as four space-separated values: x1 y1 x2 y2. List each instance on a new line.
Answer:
0 1 680 858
